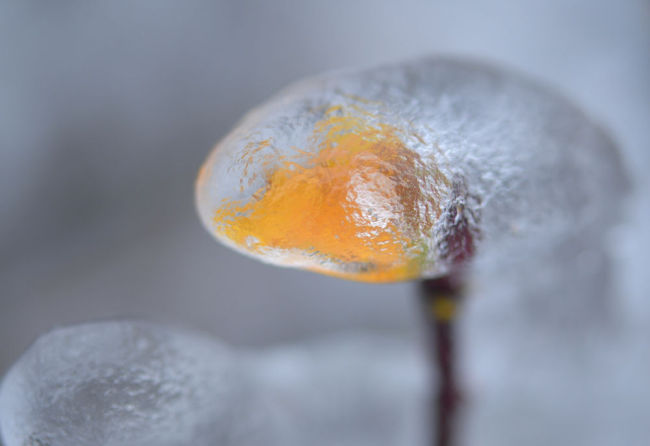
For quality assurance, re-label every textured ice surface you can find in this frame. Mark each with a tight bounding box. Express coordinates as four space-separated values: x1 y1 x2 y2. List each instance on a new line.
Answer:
2 321 648 446
0 321 282 446
0 322 426 446
196 56 627 283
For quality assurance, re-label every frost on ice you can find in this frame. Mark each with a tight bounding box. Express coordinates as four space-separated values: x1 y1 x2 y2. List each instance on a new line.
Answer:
0 321 281 446
196 56 627 283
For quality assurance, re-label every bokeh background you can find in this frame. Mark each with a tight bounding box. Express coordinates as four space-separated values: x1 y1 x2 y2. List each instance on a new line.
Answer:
1 1 649 444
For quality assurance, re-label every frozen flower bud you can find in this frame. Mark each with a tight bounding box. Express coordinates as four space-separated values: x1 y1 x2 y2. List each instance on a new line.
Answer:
196 57 626 282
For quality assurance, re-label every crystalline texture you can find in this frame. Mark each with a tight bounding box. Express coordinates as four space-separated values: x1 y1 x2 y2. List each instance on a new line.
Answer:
0 322 428 446
0 321 281 446
196 57 626 282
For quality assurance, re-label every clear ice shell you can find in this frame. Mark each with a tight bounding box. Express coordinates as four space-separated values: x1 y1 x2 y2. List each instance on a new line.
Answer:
196 57 626 282
0 321 281 446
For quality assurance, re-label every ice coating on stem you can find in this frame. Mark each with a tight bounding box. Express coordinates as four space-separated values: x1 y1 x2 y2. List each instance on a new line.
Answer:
0 321 280 446
196 57 626 282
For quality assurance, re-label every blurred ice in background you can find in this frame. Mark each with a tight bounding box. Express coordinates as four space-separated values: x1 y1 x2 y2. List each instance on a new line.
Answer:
0 321 274 446
0 321 426 446
1 1 649 445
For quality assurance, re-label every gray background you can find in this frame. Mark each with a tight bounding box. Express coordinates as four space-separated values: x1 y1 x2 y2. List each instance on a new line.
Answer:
1 0 648 376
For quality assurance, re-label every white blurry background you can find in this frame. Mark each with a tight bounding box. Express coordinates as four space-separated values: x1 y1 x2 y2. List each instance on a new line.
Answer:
0 1 649 443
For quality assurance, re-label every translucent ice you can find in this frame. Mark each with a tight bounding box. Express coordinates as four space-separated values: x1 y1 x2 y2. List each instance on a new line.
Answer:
0 322 428 446
0 321 282 446
2 323 647 446
196 57 626 282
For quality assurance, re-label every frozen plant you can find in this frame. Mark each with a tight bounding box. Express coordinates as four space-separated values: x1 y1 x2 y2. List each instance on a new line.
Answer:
195 56 627 445
196 56 626 283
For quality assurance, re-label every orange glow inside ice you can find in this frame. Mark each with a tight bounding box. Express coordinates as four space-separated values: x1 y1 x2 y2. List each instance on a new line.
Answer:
211 107 444 282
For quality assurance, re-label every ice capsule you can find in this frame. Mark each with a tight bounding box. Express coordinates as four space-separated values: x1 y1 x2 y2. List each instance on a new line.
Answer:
196 57 626 282
0 321 278 446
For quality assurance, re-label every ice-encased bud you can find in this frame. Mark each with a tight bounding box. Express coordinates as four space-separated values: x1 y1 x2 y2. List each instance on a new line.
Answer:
196 57 626 282
0 321 279 446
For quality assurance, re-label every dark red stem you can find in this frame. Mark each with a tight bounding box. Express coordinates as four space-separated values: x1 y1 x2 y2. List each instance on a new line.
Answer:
420 275 464 446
